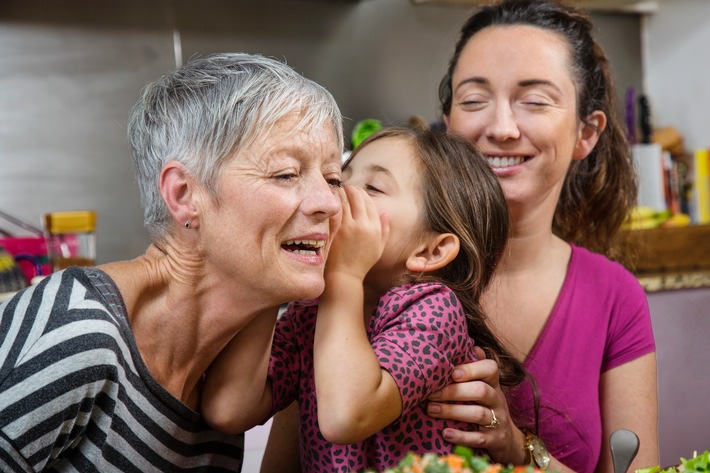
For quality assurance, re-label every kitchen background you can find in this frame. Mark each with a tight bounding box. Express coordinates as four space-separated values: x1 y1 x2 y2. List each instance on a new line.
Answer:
0 0 649 265
1 0 708 470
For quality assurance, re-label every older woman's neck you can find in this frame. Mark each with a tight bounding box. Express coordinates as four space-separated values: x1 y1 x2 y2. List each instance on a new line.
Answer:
100 244 281 409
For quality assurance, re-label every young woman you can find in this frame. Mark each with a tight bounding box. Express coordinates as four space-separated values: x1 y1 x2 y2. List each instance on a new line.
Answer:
202 127 528 473
427 1 659 472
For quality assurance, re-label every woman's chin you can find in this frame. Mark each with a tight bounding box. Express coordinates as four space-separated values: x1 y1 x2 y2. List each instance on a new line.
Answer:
285 278 325 302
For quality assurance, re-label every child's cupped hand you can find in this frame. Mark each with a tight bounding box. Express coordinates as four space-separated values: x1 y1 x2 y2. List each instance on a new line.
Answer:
325 184 390 282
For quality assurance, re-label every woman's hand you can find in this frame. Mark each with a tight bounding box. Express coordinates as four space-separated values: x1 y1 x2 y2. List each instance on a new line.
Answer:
426 347 527 465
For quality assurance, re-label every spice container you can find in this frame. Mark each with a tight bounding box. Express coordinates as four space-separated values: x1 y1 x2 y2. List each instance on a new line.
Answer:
44 210 97 271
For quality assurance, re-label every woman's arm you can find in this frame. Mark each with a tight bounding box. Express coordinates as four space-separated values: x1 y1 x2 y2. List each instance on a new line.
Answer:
314 185 400 444
597 352 659 473
201 309 277 434
260 402 302 473
427 351 658 472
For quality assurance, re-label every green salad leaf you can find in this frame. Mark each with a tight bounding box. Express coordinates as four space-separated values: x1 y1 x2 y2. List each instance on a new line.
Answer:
681 450 710 472
636 451 710 473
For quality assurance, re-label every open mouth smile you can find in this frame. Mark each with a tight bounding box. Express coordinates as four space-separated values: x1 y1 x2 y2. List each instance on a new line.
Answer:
282 239 325 256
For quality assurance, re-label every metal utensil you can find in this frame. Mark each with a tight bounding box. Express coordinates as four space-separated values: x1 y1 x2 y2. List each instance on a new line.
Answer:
610 429 640 473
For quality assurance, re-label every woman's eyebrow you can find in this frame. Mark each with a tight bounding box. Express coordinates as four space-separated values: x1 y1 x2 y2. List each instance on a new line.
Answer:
455 77 562 94
454 76 488 92
518 79 562 93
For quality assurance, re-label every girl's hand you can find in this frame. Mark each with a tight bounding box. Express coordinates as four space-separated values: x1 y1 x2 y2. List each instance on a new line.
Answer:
326 184 389 282
426 347 527 465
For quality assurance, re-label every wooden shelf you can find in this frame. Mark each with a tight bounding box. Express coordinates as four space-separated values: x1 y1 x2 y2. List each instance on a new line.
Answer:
625 224 710 274
623 225 710 292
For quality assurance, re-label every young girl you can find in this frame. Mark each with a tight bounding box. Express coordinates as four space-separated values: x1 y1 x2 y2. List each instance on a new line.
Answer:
202 127 527 472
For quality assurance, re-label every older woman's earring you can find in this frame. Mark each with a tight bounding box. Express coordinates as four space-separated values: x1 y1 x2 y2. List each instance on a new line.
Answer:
184 222 190 229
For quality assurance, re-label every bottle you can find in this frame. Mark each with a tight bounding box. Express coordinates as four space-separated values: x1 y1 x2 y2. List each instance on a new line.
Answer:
44 210 97 271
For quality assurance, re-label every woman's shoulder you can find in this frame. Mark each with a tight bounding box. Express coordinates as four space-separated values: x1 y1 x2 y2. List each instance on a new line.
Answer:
3 267 116 315
570 244 639 283
1 269 142 390
566 244 647 309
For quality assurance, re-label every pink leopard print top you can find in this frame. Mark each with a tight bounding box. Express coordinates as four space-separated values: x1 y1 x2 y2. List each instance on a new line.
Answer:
268 282 478 473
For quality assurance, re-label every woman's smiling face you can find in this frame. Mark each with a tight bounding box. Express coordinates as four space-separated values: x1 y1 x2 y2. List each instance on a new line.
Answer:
201 112 343 305
446 25 590 215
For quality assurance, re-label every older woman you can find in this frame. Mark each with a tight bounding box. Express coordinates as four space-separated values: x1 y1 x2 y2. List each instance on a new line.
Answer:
0 52 343 472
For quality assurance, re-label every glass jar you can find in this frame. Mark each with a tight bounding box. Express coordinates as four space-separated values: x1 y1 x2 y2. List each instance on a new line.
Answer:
44 210 97 271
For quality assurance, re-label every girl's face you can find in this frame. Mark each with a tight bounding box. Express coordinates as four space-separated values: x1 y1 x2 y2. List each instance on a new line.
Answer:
342 136 427 288
445 25 596 218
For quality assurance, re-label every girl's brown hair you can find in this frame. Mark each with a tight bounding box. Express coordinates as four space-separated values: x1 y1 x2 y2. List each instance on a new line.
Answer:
345 126 526 387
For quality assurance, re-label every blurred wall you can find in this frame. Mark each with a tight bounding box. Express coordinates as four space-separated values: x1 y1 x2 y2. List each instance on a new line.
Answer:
649 287 710 466
646 0 710 151
0 0 642 264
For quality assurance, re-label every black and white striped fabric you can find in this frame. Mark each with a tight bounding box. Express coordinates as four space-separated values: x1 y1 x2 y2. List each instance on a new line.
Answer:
0 267 244 472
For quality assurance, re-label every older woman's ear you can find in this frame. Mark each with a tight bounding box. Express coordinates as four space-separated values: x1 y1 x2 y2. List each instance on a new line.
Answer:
160 160 199 229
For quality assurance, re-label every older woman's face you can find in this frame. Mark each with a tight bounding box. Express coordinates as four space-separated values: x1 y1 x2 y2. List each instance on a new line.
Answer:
202 113 342 304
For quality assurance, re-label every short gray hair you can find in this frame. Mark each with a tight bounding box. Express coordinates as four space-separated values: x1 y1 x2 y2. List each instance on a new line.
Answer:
127 52 344 241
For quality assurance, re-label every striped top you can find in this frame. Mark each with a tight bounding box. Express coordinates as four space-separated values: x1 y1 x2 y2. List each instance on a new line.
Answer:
0 267 244 472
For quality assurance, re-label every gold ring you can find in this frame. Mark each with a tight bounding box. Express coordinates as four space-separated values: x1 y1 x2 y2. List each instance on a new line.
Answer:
483 408 499 429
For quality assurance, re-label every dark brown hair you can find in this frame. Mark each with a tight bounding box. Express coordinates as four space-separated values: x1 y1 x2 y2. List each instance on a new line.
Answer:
345 127 526 387
439 0 637 264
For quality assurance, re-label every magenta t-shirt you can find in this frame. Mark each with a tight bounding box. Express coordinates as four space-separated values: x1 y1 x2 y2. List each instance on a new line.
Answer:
268 283 477 473
508 245 656 473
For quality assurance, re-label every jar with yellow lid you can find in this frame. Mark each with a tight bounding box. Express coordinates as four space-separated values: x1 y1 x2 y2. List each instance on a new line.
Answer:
44 210 97 271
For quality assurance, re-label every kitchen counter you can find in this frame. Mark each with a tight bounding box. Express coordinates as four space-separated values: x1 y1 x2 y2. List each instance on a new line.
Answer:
625 225 710 463
638 269 710 292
